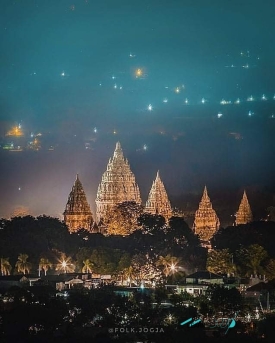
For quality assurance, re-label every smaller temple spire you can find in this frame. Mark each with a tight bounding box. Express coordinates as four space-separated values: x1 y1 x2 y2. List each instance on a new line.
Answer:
235 190 253 225
193 186 220 242
144 171 172 221
64 175 93 233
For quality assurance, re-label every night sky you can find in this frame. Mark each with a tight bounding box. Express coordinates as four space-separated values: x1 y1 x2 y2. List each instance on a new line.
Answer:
1 0 275 220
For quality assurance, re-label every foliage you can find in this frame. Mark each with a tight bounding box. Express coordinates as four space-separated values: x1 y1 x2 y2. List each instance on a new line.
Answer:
206 249 236 275
137 213 166 234
156 254 181 277
105 201 143 236
167 216 200 247
82 259 94 273
38 258 52 276
206 285 243 314
236 244 268 276
130 253 163 286
15 254 32 274
265 259 275 280
0 257 12 276
0 216 76 267
212 221 275 258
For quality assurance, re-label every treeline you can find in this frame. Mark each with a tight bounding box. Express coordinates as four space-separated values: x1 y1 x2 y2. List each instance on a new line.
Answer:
1 215 275 279
0 215 205 277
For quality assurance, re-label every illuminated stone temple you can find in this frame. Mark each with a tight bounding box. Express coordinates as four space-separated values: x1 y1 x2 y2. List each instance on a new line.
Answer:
95 142 142 222
193 186 220 242
235 190 253 225
144 171 172 221
64 175 93 232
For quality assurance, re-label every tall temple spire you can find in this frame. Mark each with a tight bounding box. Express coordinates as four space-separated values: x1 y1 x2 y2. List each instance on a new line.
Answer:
193 186 220 242
95 142 141 222
64 175 93 232
235 190 253 225
144 171 172 221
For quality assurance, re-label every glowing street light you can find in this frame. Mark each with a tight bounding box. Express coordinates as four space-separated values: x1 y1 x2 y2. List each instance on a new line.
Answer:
61 261 67 273
170 263 176 273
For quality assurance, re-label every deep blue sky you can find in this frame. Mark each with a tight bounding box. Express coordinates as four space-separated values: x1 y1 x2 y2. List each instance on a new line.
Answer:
1 0 275 219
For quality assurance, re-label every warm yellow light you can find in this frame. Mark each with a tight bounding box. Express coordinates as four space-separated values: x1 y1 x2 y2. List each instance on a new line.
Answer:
135 68 143 78
6 126 24 137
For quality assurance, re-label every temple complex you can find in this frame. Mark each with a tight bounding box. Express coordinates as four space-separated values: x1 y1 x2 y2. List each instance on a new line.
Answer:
95 142 141 222
235 190 253 225
193 186 220 242
144 171 172 221
64 175 93 232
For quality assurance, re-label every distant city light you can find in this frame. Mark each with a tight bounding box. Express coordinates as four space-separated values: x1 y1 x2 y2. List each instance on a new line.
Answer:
247 96 254 102
111 75 116 79
235 98 240 104
175 87 180 94
135 68 143 78
163 98 168 103
201 98 206 104
61 71 65 77
147 104 153 111
217 113 223 118
143 144 147 151
261 94 267 100
93 127 97 133
185 98 188 104
248 110 253 116
113 84 117 89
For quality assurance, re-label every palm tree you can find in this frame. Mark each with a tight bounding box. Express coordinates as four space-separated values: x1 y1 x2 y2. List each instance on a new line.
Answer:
82 259 93 273
156 254 181 277
122 266 136 286
15 254 32 275
56 254 75 273
38 258 52 276
1 257 12 275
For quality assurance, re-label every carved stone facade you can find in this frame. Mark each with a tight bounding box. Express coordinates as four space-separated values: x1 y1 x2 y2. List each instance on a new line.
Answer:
95 142 141 222
64 175 93 232
193 186 220 242
235 190 253 225
144 171 172 221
